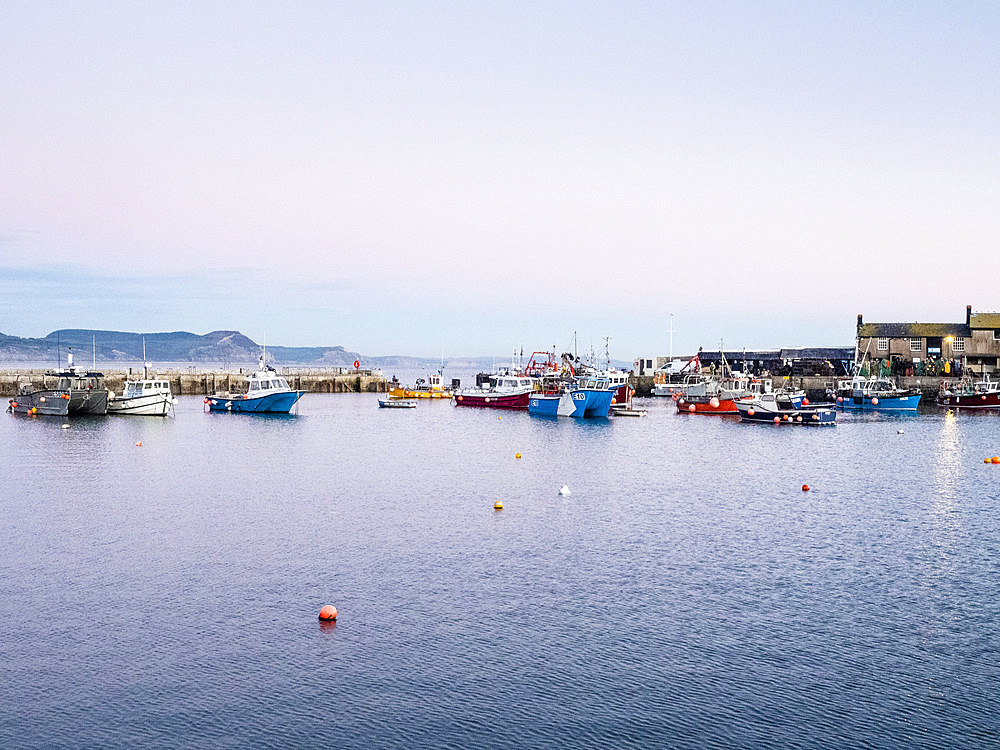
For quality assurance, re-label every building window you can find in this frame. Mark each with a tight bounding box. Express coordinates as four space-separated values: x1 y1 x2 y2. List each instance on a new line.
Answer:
877 338 889 351
994 330 1000 340
952 337 965 353
910 338 922 352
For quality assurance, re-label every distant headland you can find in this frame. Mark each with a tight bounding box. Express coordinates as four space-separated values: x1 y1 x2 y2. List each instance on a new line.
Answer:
0 328 543 371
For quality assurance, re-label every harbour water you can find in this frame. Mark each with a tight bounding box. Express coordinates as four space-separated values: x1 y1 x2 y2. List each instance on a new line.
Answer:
2 395 998 748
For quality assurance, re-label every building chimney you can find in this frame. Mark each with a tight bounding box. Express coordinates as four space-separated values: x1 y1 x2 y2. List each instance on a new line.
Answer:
967 305 972 325
857 314 863 331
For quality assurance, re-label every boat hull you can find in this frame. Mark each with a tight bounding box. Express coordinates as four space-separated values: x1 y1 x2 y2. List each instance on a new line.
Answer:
529 391 586 417
207 391 305 414
389 387 451 399
581 388 615 417
936 392 1000 408
736 402 836 425
108 393 176 416
379 399 416 409
838 394 920 411
67 389 109 415
676 396 739 414
454 390 532 410
8 390 70 416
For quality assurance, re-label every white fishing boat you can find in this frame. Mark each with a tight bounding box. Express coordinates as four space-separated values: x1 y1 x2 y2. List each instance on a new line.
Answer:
108 378 177 416
108 340 179 416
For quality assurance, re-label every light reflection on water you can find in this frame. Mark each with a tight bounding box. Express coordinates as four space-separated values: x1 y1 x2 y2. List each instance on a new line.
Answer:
2 395 999 748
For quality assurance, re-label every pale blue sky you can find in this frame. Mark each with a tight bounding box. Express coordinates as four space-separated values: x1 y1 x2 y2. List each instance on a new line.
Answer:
2 2 998 357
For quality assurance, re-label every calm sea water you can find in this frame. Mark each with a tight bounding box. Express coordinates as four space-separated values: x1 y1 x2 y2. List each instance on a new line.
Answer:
2 395 998 748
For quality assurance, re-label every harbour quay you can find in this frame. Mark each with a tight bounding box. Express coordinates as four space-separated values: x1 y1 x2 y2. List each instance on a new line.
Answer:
0 368 390 397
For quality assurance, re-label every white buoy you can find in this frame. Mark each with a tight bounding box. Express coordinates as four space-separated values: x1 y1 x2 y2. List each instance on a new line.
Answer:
558 485 571 496
61 424 70 429
897 429 904 434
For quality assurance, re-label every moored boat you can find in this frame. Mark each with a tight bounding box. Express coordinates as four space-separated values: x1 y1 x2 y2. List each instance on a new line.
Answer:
528 375 617 419
47 351 109 415
936 376 1000 408
454 373 538 410
108 378 178 416
835 376 920 411
735 391 836 425
379 398 416 409
206 357 305 414
388 370 451 399
676 376 767 415
454 352 558 410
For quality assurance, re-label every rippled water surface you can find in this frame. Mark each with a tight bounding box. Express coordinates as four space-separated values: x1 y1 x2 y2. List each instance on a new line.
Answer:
2 395 998 748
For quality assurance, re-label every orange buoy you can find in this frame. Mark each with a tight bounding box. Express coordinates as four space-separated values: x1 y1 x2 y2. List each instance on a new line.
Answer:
802 484 810 492
318 605 338 621
135 442 142 447
688 403 696 412
515 453 521 459
773 416 780 424
993 456 1000 464
493 501 503 510
747 408 755 416
985 458 991 464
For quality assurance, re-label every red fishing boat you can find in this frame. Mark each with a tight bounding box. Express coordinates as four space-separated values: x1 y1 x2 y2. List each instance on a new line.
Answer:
936 376 1000 408
453 352 559 410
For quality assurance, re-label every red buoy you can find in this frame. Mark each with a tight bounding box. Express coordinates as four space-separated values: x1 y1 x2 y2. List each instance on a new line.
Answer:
802 484 810 492
319 605 338 621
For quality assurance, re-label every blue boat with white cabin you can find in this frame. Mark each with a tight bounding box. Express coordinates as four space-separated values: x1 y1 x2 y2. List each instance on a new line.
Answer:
834 376 921 411
206 357 306 414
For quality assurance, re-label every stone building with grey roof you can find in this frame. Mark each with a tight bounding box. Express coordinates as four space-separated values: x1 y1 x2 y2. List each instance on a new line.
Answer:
857 305 1000 374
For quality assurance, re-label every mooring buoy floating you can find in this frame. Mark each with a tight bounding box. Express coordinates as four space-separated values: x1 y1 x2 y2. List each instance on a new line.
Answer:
318 605 338 621
558 485 571 496
494 501 503 510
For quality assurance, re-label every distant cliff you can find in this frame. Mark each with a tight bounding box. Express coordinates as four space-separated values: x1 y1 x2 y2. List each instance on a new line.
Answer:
0 328 486 370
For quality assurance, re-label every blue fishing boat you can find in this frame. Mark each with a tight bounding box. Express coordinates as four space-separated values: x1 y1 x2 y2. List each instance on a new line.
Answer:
528 376 616 418
206 357 305 414
834 376 921 411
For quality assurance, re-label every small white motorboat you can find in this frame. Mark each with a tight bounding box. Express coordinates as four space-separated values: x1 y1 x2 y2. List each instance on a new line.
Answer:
379 398 416 409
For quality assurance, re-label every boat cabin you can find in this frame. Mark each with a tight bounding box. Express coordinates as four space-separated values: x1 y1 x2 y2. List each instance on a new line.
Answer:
489 376 536 392
54 371 105 391
247 373 291 393
122 380 172 399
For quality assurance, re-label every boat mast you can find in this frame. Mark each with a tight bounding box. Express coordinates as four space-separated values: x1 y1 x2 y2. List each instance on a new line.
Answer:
142 336 148 380
668 315 674 361
92 335 96 371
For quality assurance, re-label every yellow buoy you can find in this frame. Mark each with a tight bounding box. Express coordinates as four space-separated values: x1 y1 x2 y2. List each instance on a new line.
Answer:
515 453 521 459
493 501 503 510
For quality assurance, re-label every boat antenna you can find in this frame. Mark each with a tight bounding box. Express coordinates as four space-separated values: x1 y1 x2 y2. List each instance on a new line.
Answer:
604 336 611 371
668 314 674 361
142 335 147 380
